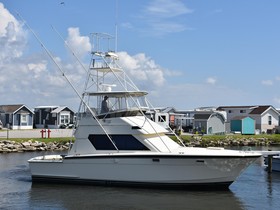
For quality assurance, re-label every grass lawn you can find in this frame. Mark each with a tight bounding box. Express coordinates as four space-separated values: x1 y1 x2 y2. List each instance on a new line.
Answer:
172 134 280 145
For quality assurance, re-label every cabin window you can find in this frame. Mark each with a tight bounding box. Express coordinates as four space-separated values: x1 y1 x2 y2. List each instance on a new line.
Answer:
228 110 232 113
88 135 116 150
268 116 272 125
88 134 150 150
240 110 246 113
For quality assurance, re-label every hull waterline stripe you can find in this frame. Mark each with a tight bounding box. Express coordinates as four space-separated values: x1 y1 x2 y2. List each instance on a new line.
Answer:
31 175 233 190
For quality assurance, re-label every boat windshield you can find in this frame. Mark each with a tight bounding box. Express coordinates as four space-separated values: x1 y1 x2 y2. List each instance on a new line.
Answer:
83 92 148 117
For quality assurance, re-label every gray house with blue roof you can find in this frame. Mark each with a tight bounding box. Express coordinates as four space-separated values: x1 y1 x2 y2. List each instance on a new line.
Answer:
0 104 34 130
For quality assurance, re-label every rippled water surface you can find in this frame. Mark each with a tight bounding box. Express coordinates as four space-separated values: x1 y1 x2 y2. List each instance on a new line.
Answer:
1 149 280 210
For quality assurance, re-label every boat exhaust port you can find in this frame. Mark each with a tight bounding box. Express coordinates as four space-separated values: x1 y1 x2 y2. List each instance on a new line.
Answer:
131 126 141 129
152 158 160 162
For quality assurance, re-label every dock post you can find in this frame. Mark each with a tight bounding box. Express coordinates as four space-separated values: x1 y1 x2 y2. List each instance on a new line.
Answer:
267 155 273 173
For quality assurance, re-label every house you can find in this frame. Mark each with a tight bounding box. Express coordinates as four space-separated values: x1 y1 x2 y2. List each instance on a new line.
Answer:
154 112 170 129
231 116 255 135
149 107 195 131
173 109 195 132
34 106 75 129
146 109 170 129
193 112 225 135
0 104 34 130
217 105 280 134
146 107 175 129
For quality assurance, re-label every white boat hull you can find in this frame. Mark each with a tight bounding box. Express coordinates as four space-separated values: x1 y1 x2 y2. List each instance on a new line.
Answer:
29 154 259 189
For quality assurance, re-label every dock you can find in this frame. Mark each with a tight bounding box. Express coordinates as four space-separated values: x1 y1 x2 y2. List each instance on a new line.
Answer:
256 150 280 173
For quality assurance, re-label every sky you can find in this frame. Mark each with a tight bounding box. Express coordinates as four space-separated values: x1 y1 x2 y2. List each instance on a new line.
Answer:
1 0 280 111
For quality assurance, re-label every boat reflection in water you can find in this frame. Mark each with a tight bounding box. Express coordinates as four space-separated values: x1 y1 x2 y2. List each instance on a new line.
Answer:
28 33 261 189
29 183 244 210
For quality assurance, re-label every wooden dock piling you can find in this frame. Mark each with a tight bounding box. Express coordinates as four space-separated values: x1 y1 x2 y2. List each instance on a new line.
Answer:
267 154 273 173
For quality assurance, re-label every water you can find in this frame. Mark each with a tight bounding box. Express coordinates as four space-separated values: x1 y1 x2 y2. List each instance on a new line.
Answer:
1 149 280 210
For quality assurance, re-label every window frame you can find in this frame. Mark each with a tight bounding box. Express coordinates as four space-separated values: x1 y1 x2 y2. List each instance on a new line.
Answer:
21 114 28 126
60 114 70 124
268 115 272 125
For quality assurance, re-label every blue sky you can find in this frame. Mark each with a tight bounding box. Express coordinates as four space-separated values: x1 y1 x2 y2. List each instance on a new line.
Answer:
1 0 280 111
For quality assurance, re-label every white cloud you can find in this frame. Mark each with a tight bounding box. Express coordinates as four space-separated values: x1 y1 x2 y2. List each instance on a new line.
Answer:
276 76 280 81
0 3 26 63
146 0 193 18
134 0 193 36
0 3 20 36
117 51 166 88
0 4 87 109
261 80 273 86
27 62 47 78
163 68 182 77
66 27 91 58
206 77 217 85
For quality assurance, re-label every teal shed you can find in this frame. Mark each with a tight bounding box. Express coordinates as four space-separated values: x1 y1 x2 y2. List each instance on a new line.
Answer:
231 116 255 135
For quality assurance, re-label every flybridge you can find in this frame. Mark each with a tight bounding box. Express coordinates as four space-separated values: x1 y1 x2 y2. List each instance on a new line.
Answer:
80 32 149 116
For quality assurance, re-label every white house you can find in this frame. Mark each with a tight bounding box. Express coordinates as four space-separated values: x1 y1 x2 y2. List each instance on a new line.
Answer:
217 105 280 134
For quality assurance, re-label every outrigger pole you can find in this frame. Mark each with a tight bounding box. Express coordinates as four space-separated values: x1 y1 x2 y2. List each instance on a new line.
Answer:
17 13 119 151
50 26 103 114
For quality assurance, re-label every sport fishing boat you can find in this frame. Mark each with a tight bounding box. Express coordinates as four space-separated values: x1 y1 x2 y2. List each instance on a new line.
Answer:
28 33 261 189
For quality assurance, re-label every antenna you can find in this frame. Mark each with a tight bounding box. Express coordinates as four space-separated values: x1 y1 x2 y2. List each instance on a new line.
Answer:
115 0 118 52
